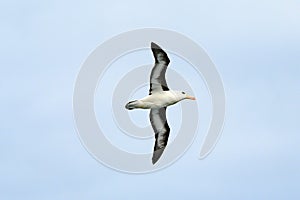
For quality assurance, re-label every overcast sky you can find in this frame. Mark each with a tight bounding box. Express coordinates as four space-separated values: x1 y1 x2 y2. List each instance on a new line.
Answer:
1 0 300 199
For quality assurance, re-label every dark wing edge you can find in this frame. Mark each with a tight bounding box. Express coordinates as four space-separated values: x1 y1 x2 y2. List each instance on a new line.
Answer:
149 42 170 95
149 107 170 164
151 42 170 65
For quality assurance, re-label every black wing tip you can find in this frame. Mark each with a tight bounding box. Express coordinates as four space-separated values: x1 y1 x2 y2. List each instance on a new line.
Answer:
152 158 158 165
150 42 170 64
152 147 166 165
151 42 162 50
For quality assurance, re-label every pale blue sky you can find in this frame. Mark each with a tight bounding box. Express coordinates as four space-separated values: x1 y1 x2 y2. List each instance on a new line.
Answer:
1 0 300 199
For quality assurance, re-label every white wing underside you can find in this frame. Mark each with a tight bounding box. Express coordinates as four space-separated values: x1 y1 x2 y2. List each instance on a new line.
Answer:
149 107 170 164
149 42 170 95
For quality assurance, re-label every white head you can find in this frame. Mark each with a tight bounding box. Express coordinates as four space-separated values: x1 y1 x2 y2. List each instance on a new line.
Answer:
173 91 196 102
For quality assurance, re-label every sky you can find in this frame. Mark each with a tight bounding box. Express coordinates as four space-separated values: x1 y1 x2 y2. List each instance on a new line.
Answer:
1 0 300 199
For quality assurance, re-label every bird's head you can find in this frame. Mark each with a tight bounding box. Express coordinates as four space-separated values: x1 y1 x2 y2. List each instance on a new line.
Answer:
174 91 196 101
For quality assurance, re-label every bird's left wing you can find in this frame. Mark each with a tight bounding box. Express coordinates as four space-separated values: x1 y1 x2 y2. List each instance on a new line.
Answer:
149 42 170 95
149 107 170 164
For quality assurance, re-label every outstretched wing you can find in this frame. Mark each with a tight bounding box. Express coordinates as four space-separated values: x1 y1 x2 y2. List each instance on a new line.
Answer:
149 42 170 95
149 107 170 164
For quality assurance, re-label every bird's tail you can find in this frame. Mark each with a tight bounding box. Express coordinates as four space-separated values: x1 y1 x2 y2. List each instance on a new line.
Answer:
125 100 141 110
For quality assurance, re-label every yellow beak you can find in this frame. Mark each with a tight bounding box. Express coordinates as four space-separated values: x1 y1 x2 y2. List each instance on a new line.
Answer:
186 95 196 100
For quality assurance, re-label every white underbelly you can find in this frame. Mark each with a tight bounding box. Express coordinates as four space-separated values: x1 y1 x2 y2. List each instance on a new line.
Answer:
140 92 176 108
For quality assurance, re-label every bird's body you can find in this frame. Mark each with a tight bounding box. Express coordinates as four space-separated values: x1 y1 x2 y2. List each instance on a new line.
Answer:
125 42 195 164
125 90 186 109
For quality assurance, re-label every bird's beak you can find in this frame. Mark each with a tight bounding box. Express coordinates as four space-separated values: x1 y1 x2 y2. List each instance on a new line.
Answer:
186 95 196 100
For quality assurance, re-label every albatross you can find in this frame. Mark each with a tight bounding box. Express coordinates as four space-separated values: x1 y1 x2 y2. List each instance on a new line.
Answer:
125 42 196 164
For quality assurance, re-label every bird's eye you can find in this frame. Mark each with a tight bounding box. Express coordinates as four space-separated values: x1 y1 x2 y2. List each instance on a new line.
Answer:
182 92 185 94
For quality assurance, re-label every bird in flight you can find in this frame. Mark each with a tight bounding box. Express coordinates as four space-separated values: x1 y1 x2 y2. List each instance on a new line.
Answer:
125 42 196 164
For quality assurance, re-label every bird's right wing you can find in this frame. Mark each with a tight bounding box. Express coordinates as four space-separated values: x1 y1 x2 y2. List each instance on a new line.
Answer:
149 107 170 164
149 42 170 95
